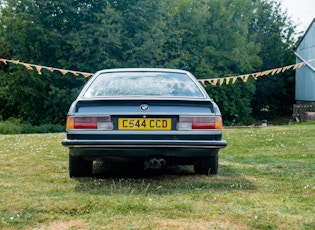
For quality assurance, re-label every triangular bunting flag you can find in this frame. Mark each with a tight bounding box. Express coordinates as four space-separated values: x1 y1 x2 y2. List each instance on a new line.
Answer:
60 70 68 75
281 66 289 72
0 59 7 64
209 79 218 86
287 64 294 70
219 78 224 86
71 71 79 77
293 63 303 70
232 77 237 84
298 62 306 68
240 75 249 82
264 70 273 76
36 66 42 75
23 63 33 70
260 71 267 76
276 68 283 74
225 78 231 85
271 69 278 75
82 73 92 78
207 80 213 86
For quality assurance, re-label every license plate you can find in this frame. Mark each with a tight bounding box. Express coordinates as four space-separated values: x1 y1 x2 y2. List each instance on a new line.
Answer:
118 118 171 130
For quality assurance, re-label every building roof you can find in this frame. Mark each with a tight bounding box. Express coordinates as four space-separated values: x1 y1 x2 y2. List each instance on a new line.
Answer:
295 18 315 50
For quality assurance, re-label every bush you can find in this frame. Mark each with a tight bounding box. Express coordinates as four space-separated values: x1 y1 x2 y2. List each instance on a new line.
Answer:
0 118 65 134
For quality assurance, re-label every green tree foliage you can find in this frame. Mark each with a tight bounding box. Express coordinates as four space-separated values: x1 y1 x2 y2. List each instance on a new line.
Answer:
249 0 297 120
0 0 297 125
194 0 262 125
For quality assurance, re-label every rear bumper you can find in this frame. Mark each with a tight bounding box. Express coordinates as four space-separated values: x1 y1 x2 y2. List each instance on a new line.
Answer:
62 139 227 148
62 139 227 158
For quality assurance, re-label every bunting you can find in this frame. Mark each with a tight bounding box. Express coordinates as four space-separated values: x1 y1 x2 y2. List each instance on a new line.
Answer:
0 57 314 86
198 59 315 87
0 58 93 78
240 74 249 83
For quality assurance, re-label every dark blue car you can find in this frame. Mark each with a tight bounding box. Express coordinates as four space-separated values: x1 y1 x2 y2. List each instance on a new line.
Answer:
62 68 227 177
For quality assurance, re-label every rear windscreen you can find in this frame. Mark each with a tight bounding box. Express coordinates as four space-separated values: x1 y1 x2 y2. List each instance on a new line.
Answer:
83 72 205 98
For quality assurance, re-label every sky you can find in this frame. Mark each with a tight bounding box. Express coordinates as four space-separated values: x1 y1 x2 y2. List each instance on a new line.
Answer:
277 0 315 33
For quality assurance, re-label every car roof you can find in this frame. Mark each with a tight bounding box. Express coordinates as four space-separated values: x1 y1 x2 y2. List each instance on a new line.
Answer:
94 68 191 75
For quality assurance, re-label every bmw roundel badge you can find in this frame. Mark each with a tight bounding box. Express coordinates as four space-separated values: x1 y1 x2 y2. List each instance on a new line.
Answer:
140 104 149 112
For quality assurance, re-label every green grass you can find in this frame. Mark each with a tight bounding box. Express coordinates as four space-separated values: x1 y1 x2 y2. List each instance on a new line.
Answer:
0 125 314 229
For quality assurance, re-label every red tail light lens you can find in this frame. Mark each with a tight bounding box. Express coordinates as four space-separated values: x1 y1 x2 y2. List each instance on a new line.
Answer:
191 117 214 129
74 117 97 129
66 116 113 130
177 116 222 130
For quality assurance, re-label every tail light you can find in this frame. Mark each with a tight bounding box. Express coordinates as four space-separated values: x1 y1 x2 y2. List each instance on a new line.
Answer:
66 116 113 130
177 116 223 130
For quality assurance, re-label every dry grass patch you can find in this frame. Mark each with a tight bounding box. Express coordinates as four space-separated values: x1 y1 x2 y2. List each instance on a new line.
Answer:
34 220 87 230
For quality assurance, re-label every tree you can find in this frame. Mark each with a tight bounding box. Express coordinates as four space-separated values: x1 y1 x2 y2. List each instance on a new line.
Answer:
0 0 298 126
163 0 261 124
249 0 297 120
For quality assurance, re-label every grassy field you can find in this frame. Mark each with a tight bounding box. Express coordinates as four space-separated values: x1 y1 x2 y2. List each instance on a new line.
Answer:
0 124 314 229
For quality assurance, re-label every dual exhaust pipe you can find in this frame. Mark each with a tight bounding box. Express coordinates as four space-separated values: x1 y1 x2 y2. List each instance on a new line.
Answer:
144 158 166 170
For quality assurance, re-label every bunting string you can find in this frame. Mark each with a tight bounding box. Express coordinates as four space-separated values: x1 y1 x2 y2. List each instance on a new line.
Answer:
0 58 93 78
0 57 314 86
198 59 315 86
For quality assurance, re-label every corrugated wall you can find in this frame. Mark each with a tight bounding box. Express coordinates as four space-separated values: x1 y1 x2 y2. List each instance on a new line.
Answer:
295 19 315 102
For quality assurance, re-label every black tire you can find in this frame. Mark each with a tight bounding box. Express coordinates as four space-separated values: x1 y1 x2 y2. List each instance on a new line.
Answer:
194 153 218 175
69 153 93 178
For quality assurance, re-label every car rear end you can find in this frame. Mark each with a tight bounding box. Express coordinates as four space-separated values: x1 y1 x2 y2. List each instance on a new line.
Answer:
62 69 227 177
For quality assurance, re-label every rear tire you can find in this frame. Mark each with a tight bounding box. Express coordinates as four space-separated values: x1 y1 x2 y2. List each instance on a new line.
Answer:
194 153 218 175
69 153 93 178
